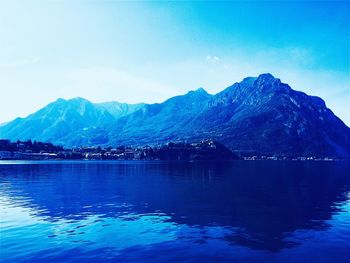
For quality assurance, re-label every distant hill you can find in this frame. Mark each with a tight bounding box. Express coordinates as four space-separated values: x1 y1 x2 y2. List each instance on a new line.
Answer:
1 73 350 157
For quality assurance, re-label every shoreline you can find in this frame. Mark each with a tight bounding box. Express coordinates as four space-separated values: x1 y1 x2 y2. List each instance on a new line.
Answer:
0 158 346 163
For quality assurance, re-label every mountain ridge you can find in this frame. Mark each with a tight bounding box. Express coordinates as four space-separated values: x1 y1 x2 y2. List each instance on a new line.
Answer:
1 73 350 157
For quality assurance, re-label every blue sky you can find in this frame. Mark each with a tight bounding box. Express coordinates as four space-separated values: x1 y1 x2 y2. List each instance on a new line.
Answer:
0 0 349 124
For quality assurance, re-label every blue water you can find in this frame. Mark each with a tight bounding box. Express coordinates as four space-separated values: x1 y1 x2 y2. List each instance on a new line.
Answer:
0 160 349 262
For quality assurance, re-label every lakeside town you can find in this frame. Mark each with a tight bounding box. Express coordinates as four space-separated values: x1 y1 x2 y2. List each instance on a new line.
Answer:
0 139 240 161
0 139 340 161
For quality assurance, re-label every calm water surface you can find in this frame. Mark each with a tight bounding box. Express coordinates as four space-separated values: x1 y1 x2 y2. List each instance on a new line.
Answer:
0 160 349 262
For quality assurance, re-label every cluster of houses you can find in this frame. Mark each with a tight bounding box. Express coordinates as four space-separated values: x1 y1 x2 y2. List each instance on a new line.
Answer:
0 139 63 160
62 146 152 160
56 140 238 161
242 155 335 161
0 139 149 160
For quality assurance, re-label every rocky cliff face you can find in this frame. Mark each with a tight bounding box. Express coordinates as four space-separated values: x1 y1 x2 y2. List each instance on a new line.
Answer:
204 74 350 157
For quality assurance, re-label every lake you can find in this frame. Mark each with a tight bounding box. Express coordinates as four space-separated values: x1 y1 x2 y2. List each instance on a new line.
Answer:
0 160 349 262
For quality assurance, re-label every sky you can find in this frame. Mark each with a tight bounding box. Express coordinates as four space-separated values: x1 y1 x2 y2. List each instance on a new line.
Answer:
0 0 349 125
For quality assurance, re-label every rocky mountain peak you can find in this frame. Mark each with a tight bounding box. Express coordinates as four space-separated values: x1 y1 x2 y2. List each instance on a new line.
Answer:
1 74 349 157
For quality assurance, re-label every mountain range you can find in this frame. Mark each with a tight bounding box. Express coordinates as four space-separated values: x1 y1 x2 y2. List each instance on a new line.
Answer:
1 73 350 157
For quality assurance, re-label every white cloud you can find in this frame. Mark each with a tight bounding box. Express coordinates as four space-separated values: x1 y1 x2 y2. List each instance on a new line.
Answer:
206 55 220 63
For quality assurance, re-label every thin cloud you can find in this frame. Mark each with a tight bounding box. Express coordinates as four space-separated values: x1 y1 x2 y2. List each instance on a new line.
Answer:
1 56 41 67
206 55 220 63
61 67 178 104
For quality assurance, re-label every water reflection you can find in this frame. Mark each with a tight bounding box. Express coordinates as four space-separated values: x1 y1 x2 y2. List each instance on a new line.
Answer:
1 161 350 262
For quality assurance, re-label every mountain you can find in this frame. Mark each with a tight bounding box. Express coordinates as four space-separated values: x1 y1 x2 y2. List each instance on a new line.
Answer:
96 101 145 119
0 97 143 146
1 73 350 157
